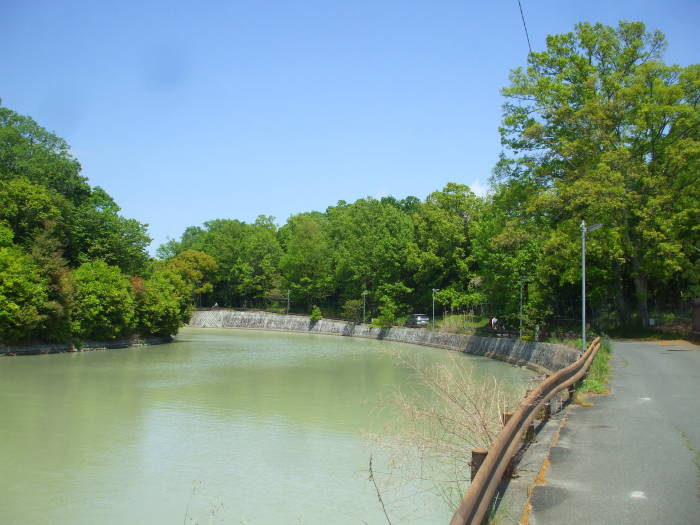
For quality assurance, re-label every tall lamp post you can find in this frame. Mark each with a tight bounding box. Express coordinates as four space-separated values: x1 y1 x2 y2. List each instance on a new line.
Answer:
286 290 290 315
580 221 602 353
362 290 369 324
432 288 439 330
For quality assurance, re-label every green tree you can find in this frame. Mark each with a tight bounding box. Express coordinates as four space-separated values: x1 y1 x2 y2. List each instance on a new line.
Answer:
30 223 74 342
411 183 483 310
70 261 135 341
236 215 282 302
134 269 188 336
70 188 151 275
327 197 416 304
0 106 89 204
165 249 218 298
341 299 363 323
0 178 63 246
498 21 700 326
373 295 398 328
0 246 49 343
279 213 334 307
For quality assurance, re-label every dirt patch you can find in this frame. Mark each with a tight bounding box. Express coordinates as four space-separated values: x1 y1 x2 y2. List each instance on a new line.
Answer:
657 339 698 348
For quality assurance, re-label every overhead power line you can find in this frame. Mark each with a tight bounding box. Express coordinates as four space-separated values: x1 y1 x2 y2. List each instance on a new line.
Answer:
517 0 533 55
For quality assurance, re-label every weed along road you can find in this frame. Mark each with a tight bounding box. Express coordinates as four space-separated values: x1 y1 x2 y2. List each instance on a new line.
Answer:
530 340 700 524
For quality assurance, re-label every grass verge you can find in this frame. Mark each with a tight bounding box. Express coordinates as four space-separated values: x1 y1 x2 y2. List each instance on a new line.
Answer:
576 337 612 395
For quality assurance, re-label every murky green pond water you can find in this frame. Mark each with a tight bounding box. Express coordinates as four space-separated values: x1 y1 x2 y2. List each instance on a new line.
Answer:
0 327 533 524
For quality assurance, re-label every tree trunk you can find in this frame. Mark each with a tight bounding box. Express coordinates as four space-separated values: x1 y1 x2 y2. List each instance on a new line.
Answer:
632 269 650 327
614 263 631 326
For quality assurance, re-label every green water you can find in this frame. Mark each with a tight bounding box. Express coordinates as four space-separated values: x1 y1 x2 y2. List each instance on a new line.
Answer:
0 327 533 524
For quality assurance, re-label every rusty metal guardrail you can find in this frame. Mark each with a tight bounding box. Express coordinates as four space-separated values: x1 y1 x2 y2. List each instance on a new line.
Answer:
449 336 602 525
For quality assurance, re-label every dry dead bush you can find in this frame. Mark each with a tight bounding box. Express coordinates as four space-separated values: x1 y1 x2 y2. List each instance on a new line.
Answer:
369 359 526 514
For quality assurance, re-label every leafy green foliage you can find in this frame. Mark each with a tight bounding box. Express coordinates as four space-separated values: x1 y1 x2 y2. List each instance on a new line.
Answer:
341 299 363 323
0 103 187 345
0 107 88 204
134 269 190 336
70 261 135 340
496 21 700 327
0 178 63 246
373 295 398 328
69 188 151 275
165 249 218 297
309 305 323 322
279 213 333 306
0 246 49 342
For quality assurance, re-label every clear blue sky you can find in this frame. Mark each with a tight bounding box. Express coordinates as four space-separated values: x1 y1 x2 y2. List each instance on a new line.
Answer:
2 0 698 254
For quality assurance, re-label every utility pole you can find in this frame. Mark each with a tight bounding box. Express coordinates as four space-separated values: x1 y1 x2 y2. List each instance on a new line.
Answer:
362 290 369 324
432 288 439 330
581 221 602 353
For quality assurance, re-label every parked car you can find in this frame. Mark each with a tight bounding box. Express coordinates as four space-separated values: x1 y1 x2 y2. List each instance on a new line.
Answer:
405 314 429 327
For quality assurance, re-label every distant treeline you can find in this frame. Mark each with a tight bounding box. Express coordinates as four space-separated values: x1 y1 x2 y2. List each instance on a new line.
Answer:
0 104 213 345
160 22 699 332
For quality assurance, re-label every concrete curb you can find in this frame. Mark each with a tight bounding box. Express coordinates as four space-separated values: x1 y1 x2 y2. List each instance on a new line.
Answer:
492 395 571 524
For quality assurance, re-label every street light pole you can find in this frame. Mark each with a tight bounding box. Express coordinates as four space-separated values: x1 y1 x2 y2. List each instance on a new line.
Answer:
432 288 439 330
580 220 602 353
362 290 369 324
286 290 290 315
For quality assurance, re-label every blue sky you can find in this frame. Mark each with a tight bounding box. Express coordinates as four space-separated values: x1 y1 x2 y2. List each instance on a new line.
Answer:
2 0 698 254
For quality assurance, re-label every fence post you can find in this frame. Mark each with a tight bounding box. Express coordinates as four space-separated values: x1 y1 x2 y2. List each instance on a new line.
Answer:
471 449 488 481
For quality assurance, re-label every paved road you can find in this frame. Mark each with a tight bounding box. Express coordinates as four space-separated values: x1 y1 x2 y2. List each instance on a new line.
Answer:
530 339 700 525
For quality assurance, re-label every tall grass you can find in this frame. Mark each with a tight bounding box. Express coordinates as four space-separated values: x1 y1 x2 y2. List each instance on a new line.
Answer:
577 337 612 394
436 314 490 334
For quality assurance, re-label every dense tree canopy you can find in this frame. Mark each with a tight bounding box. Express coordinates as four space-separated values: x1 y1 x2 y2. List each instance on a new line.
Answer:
0 104 202 344
495 21 700 326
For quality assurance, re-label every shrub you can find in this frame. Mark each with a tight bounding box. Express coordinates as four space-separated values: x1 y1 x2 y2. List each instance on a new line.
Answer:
341 299 362 323
372 295 397 328
310 305 322 322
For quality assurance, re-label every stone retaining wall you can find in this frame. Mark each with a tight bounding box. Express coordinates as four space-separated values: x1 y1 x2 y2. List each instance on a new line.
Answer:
189 310 578 373
1 335 172 356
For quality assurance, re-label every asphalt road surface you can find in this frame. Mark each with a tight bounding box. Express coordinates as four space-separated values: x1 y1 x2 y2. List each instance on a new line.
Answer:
530 339 700 525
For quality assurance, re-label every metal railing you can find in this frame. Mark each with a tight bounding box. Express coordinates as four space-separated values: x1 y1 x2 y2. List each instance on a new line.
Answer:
449 337 602 525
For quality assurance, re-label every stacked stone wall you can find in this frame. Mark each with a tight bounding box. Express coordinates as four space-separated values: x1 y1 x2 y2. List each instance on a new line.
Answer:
189 310 578 373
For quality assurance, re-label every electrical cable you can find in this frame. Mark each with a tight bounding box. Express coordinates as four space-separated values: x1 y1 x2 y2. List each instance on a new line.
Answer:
517 0 533 55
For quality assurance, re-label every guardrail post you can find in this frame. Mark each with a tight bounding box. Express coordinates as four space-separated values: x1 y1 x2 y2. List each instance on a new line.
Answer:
541 402 551 422
471 449 488 481
525 423 535 444
501 411 513 426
